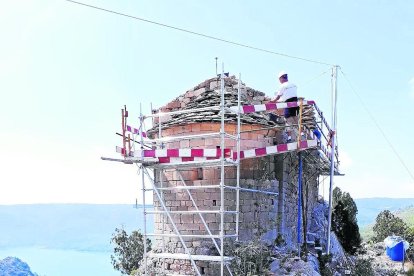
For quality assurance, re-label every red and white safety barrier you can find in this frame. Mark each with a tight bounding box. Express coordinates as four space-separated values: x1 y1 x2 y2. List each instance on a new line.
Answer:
232 139 317 159
229 100 315 114
116 147 232 159
157 157 224 164
116 140 322 164
126 125 147 138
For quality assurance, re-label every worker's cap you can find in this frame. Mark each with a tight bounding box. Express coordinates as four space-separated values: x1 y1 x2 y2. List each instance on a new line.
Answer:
278 71 288 79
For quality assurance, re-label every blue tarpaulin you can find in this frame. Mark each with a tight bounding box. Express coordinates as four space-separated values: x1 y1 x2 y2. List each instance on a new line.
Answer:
384 236 409 262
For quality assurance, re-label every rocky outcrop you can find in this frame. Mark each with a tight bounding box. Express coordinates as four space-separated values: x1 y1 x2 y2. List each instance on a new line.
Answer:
0 257 38 276
359 242 411 275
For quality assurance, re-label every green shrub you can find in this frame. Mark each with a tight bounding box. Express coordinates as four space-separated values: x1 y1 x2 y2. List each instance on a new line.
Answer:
111 227 151 275
317 252 332 276
225 240 272 276
372 210 408 242
354 257 374 276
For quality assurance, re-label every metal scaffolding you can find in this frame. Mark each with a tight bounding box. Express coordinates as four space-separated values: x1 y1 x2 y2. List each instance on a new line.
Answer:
102 67 340 275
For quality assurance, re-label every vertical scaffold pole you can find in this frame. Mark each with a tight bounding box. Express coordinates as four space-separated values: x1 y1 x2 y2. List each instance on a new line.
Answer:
219 64 225 276
297 152 303 257
236 74 241 241
297 98 304 257
157 106 166 271
139 103 148 275
327 65 338 255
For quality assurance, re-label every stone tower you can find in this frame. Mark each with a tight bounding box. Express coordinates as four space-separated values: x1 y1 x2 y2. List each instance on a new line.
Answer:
144 76 320 275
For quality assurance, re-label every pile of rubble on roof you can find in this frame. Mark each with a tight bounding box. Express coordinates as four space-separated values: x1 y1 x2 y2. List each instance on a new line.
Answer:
147 75 318 135
147 76 284 135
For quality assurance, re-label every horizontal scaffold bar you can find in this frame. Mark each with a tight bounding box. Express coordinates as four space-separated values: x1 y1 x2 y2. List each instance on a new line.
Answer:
225 186 279 196
146 233 238 238
149 185 221 191
147 252 233 262
115 139 330 165
146 210 238 214
144 106 220 118
116 146 232 159
150 132 237 143
228 100 315 114
145 159 237 168
232 139 317 159
147 185 278 196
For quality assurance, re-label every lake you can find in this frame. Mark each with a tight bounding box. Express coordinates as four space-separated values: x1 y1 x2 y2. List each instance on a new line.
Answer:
0 204 154 276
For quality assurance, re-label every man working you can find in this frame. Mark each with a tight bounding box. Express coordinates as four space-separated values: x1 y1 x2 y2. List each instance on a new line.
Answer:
270 71 299 142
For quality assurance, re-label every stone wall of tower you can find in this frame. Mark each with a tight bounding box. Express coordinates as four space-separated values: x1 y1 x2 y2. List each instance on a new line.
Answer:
152 123 279 252
143 76 321 275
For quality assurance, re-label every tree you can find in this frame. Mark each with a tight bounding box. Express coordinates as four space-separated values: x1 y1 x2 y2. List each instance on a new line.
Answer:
332 201 361 254
372 210 408 242
333 187 358 223
111 227 151 275
331 187 361 254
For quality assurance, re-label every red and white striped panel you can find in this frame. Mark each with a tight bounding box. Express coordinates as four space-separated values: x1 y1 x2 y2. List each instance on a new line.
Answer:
229 100 315 114
157 157 222 164
117 140 320 163
232 139 318 159
126 125 147 138
116 147 232 159
116 146 127 155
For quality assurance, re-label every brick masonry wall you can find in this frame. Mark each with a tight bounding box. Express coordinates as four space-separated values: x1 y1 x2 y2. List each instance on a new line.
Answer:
152 123 279 252
144 76 320 275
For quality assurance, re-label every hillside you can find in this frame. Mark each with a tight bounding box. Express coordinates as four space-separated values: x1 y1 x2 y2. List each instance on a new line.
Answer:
0 204 154 251
360 205 414 240
395 205 414 228
354 198 414 226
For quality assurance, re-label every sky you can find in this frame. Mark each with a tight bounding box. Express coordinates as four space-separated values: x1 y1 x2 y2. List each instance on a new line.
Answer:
0 0 413 204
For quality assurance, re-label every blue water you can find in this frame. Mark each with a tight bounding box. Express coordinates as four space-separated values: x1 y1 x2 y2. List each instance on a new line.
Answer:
0 204 154 276
0 247 120 276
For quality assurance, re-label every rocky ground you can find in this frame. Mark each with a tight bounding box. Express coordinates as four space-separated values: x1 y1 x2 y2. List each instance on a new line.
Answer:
359 242 413 276
267 202 413 276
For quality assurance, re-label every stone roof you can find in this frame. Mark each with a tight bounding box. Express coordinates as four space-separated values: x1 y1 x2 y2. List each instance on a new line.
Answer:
148 76 283 135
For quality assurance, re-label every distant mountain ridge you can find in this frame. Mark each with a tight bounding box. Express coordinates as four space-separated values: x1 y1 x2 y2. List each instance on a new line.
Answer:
357 199 414 240
395 205 414 228
0 204 154 252
354 198 414 226
0 201 411 251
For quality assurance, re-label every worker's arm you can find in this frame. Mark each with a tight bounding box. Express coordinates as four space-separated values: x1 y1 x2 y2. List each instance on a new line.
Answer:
269 94 281 103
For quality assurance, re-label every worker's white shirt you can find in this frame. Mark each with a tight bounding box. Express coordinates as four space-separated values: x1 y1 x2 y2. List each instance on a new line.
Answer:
276 81 297 102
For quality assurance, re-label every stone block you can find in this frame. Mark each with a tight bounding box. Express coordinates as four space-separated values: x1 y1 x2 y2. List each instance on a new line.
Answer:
182 223 200 231
189 139 206 147
193 87 206 97
176 192 190 201
210 81 219 90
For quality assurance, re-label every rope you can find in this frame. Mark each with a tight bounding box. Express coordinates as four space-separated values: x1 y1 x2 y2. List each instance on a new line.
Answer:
340 69 414 182
64 0 333 66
